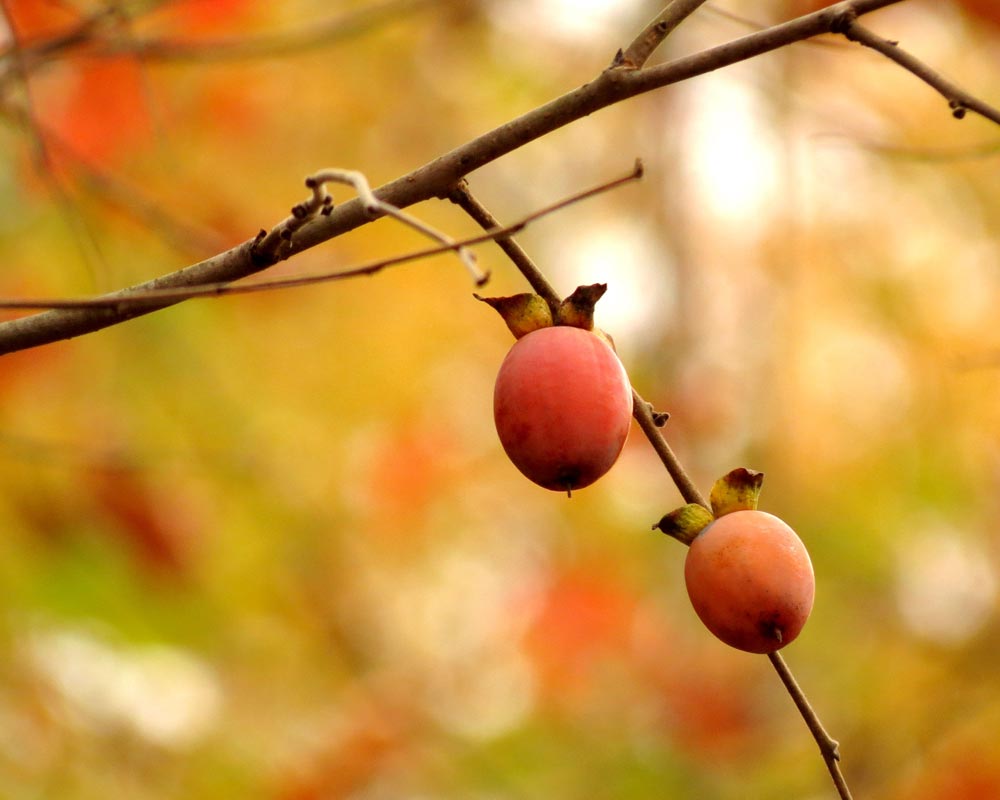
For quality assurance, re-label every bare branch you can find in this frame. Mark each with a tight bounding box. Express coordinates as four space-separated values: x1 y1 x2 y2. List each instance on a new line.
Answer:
837 17 1000 125
0 0 936 355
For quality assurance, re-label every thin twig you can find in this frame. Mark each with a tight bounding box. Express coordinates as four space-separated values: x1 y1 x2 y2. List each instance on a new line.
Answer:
617 0 712 69
837 17 1000 126
769 651 853 800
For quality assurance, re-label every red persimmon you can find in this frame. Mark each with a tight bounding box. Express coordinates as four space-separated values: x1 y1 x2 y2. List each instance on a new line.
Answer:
493 326 632 493
684 510 815 653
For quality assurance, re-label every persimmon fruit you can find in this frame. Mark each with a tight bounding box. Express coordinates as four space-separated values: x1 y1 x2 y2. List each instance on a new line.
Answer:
684 510 814 653
493 325 632 493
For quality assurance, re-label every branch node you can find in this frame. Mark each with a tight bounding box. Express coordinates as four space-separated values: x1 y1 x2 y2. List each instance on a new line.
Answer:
303 168 488 285
828 6 858 37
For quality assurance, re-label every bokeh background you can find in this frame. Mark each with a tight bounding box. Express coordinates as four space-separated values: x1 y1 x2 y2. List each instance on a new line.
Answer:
1 1 999 798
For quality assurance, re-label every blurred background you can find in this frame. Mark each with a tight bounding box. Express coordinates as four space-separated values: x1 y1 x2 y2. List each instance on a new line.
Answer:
1 1 999 797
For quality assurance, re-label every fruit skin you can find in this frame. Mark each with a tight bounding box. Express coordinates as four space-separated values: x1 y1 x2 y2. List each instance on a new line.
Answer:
684 510 815 654
493 325 632 493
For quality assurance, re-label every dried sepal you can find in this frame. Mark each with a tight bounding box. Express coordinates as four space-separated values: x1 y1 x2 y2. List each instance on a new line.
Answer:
556 283 607 330
475 292 553 339
709 467 764 518
653 502 714 546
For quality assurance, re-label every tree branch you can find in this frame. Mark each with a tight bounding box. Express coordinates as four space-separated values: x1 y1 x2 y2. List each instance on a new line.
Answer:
617 0 712 69
836 17 1000 125
0 0 915 355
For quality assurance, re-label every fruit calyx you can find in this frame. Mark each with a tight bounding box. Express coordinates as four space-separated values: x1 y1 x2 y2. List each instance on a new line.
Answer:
474 292 553 339
653 467 765 546
652 502 714 546
710 467 764 518
555 283 607 330
476 283 612 341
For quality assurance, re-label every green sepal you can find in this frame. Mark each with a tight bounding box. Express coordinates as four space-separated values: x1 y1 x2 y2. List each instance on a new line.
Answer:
555 283 607 330
709 467 764 518
474 292 553 339
653 502 714 546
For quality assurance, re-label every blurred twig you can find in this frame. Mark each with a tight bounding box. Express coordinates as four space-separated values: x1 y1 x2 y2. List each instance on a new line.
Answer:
813 131 1000 161
702 2 850 48
0 0 109 283
118 0 436 62
0 0 440 70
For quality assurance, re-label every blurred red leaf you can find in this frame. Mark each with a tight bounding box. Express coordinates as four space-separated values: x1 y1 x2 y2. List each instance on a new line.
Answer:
957 0 1000 27
899 749 1000 800
525 566 637 699
3 0 80 42
632 602 758 760
273 701 409 800
146 0 257 38
39 55 155 172
86 464 193 577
